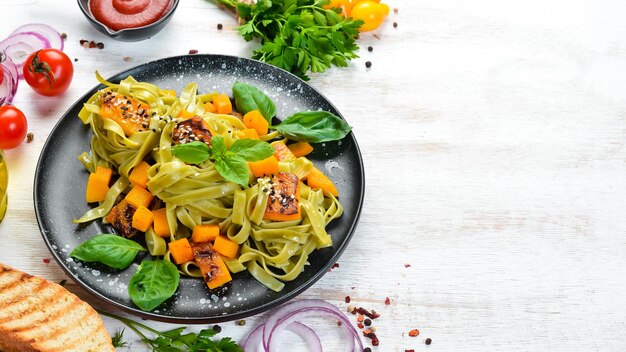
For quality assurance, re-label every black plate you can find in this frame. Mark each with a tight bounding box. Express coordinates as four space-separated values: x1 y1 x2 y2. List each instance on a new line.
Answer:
34 55 364 323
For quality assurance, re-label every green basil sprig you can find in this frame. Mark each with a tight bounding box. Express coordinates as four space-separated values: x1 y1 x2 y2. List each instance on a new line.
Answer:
128 260 180 312
171 137 274 187
232 81 276 122
70 234 146 269
274 111 352 143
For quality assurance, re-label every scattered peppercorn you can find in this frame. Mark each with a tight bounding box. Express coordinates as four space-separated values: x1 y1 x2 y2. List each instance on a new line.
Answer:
74 58 78 62
237 319 246 326
370 326 376 332
365 61 372 68
212 324 222 333
405 350 415 352
409 329 420 337
385 297 391 305
404 263 411 268
61 33 67 39
59 279 67 286
88 41 97 48
425 338 432 345
26 132 34 143
394 8 399 13
189 49 199 55
217 23 223 30
393 22 398 28
367 46 373 52
364 318 372 326
363 348 372 352
337 321 342 326
123 56 133 62
97 42 104 49
42 258 50 264
345 296 351 303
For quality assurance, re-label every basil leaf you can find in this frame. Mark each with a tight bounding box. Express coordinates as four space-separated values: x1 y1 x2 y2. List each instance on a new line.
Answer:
171 141 210 164
70 234 146 270
230 139 275 161
232 81 276 122
211 136 226 156
275 111 352 142
128 260 180 312
215 155 250 187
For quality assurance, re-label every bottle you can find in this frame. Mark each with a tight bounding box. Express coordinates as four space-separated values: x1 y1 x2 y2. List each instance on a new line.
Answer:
0 151 7 223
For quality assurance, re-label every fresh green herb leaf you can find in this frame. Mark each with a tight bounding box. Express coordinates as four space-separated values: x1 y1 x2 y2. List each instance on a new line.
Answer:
97 310 244 352
230 139 275 161
111 328 128 348
232 81 276 121
211 136 227 156
214 155 250 187
128 260 180 312
171 141 210 164
275 111 352 142
70 234 146 270
215 0 363 80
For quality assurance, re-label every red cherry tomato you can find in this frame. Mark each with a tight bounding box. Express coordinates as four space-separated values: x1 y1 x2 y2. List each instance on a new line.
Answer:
23 49 74 96
351 1 389 32
0 105 27 149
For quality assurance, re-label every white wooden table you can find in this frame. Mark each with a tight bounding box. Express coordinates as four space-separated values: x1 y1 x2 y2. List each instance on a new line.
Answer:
2 0 626 350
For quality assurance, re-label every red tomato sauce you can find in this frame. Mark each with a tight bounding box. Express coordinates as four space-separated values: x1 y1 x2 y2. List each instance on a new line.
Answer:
89 0 173 31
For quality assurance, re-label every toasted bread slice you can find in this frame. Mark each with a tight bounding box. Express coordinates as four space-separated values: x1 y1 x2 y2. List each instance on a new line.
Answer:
0 263 115 352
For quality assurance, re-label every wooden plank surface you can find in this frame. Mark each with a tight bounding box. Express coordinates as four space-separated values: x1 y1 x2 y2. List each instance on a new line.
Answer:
1 0 626 350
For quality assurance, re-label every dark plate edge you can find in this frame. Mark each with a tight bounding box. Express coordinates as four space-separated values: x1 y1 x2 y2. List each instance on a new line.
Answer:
33 54 365 323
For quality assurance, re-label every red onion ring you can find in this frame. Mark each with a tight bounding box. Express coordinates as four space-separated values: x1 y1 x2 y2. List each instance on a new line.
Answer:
0 32 51 79
10 23 64 51
0 57 19 105
243 299 364 352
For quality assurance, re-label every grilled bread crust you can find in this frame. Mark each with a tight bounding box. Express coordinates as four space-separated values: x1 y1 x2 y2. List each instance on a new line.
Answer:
0 263 115 352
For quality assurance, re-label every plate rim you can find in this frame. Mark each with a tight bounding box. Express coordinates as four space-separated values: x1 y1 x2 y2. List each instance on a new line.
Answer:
33 54 365 323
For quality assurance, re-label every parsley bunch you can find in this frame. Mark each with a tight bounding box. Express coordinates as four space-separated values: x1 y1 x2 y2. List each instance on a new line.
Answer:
216 0 364 80
100 310 243 352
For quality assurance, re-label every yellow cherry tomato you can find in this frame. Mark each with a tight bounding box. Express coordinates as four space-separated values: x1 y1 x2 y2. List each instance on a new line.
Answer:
323 0 352 16
350 0 387 32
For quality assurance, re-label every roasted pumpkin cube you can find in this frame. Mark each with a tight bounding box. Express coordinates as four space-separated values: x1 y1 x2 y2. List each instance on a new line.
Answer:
191 241 232 289
105 200 137 238
99 90 151 136
172 116 213 145
263 172 301 221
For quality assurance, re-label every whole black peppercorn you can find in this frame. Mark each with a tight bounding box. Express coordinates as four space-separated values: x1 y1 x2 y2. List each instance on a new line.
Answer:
364 318 372 326
393 22 398 28
212 324 222 333
364 348 372 352
425 338 432 345
365 61 372 68
217 23 223 30
367 46 373 52
97 42 104 49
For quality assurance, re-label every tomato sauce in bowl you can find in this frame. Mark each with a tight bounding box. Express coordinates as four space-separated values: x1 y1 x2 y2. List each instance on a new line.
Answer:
89 0 174 31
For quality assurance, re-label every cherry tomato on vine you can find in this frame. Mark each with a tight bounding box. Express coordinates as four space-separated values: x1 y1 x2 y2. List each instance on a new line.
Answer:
23 49 74 97
0 105 27 149
350 0 390 32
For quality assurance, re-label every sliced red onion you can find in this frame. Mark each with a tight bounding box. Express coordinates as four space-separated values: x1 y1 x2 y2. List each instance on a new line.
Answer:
0 32 51 78
243 299 363 352
10 23 63 51
285 322 323 352
0 57 19 105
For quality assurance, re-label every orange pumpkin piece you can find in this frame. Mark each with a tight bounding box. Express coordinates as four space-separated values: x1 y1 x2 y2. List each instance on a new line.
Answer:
306 167 339 197
204 101 216 113
99 91 150 136
288 142 314 157
263 172 301 221
243 110 269 136
237 128 259 140
125 185 154 209
86 172 109 203
152 208 171 237
213 235 239 259
249 155 279 178
95 166 113 184
191 241 232 289
178 109 196 119
168 238 195 264
271 141 296 161
132 206 154 232
212 94 232 114
191 224 220 243
105 200 136 238
129 161 151 188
